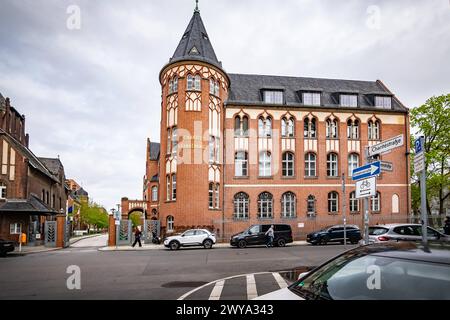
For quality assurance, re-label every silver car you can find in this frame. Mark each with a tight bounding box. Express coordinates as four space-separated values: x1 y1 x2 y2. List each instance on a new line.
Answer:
367 223 449 244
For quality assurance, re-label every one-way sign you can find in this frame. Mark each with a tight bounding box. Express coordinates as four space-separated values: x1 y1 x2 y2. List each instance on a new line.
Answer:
352 161 381 181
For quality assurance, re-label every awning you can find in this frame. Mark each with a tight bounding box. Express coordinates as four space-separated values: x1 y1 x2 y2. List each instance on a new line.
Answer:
0 194 58 216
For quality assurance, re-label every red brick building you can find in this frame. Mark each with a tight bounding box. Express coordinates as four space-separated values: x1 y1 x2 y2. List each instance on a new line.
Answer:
0 94 69 244
125 7 411 240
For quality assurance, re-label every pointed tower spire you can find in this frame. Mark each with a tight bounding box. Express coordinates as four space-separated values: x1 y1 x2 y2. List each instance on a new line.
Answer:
168 6 222 68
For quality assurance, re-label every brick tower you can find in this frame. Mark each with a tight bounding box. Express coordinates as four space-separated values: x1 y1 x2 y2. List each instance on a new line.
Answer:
158 5 229 235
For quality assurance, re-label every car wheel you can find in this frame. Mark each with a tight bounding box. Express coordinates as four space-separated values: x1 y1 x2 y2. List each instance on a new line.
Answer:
238 240 247 248
169 241 180 250
319 237 328 245
203 239 213 249
277 238 286 247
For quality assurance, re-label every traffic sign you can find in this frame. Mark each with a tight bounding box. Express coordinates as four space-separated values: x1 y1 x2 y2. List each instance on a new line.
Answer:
352 161 381 181
380 161 393 172
368 134 404 156
356 176 376 199
414 151 425 172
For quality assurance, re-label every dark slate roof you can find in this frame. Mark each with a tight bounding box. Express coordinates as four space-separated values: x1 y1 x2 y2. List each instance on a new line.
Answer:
149 142 160 161
226 73 407 112
38 157 63 176
150 174 159 183
0 129 58 182
0 194 57 215
74 188 88 197
169 11 222 69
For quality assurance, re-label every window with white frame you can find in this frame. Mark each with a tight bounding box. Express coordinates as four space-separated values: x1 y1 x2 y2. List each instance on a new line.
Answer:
347 119 359 139
235 151 248 177
258 117 272 137
282 152 295 177
340 94 358 107
303 118 317 138
371 192 380 212
171 174 177 200
307 195 316 215
187 74 201 90
259 151 272 177
281 118 294 137
368 120 380 140
10 223 21 234
258 192 273 219
303 92 321 106
151 186 158 202
234 116 249 137
209 78 219 96
215 184 220 209
327 153 338 177
166 128 172 155
326 118 338 138
166 175 171 201
0 183 6 199
348 153 359 177
375 96 391 109
263 90 283 104
349 191 359 212
234 192 249 219
305 153 316 177
172 127 178 156
167 216 174 232
328 192 339 213
208 183 214 208
281 192 296 218
173 77 178 92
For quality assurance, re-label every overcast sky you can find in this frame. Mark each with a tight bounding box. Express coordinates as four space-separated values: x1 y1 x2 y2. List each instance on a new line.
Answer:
0 0 449 211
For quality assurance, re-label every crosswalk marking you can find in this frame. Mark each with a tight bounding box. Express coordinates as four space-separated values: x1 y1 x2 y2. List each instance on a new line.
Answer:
272 272 288 289
246 274 258 300
208 280 224 300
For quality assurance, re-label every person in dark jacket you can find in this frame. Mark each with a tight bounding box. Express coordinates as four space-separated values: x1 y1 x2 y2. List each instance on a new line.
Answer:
444 217 450 235
132 226 142 248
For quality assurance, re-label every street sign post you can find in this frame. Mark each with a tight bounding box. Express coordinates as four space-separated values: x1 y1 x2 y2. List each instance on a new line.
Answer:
368 134 404 157
355 176 376 199
352 161 381 181
415 136 427 245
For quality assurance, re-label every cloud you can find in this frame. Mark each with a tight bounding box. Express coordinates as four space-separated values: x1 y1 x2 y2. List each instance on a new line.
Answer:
0 0 449 210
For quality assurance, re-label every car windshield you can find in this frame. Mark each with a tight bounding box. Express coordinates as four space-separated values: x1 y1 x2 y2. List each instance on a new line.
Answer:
290 251 450 300
369 227 389 236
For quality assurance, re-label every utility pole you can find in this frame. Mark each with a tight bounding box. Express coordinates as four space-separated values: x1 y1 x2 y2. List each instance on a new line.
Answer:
342 173 347 247
363 147 370 244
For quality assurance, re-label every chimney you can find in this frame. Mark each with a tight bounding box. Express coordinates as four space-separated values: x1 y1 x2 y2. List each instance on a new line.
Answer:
25 133 29 148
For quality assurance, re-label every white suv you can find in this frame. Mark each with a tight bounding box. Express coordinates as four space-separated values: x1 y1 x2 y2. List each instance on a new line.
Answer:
163 229 216 250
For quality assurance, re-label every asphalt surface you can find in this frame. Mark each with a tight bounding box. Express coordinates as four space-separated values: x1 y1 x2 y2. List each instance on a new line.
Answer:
0 237 356 300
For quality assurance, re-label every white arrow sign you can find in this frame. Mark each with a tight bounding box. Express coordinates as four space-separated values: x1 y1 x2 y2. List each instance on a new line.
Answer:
368 134 404 156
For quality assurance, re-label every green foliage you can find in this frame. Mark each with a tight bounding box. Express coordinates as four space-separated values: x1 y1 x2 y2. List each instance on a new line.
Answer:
410 94 450 215
129 212 142 228
79 201 109 230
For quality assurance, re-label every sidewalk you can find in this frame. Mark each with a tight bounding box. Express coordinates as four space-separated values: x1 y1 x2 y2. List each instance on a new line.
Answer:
98 240 308 251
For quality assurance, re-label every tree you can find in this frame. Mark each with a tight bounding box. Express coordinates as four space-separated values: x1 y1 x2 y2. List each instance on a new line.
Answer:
410 94 450 217
79 201 109 232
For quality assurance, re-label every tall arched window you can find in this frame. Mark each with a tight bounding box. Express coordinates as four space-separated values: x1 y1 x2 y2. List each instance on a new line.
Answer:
371 192 381 212
235 151 248 177
259 151 272 177
234 116 249 136
328 191 339 213
187 74 194 90
281 192 296 218
307 195 316 215
166 175 171 201
209 78 219 96
281 117 294 137
327 153 338 177
282 152 295 177
305 153 316 177
368 120 380 140
172 127 178 156
349 191 359 213
167 215 174 232
151 186 158 202
0 182 7 199
258 117 272 137
304 117 317 138
173 76 178 92
208 183 214 208
194 75 201 90
348 153 359 177
392 194 399 214
234 192 249 219
326 118 338 138
347 119 359 139
171 174 177 201
258 192 273 219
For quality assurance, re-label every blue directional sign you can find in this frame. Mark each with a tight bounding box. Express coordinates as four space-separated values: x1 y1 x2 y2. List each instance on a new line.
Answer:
415 136 424 154
352 161 381 181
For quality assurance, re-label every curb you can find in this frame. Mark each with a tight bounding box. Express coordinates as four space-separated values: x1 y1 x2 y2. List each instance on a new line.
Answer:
69 233 105 245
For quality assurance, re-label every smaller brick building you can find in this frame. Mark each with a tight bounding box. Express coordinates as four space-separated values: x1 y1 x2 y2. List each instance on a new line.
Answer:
0 94 69 245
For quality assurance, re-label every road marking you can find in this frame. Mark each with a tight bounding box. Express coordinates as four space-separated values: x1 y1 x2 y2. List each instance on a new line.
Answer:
246 274 258 300
272 272 288 289
208 280 224 300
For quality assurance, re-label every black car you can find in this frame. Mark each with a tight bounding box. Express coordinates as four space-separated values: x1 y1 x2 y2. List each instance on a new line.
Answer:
306 225 361 245
230 224 293 248
0 239 15 256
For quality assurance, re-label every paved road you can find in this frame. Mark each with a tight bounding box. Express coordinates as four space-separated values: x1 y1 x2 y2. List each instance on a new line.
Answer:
0 244 356 300
71 234 108 248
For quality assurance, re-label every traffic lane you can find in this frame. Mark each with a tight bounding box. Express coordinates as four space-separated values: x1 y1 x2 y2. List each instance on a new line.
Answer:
0 244 355 299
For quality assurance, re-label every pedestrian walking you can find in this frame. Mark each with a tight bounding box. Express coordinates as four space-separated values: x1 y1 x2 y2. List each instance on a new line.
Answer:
444 217 450 235
265 225 274 248
132 226 142 248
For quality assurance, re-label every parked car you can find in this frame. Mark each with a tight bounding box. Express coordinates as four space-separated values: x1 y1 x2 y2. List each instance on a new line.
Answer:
306 225 361 245
230 224 293 248
367 223 449 244
163 229 216 250
0 239 15 256
256 241 450 300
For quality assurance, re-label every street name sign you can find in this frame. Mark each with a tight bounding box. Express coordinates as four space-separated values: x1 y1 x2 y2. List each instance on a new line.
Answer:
356 176 376 199
380 161 393 172
352 161 381 181
368 134 404 156
414 136 425 173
